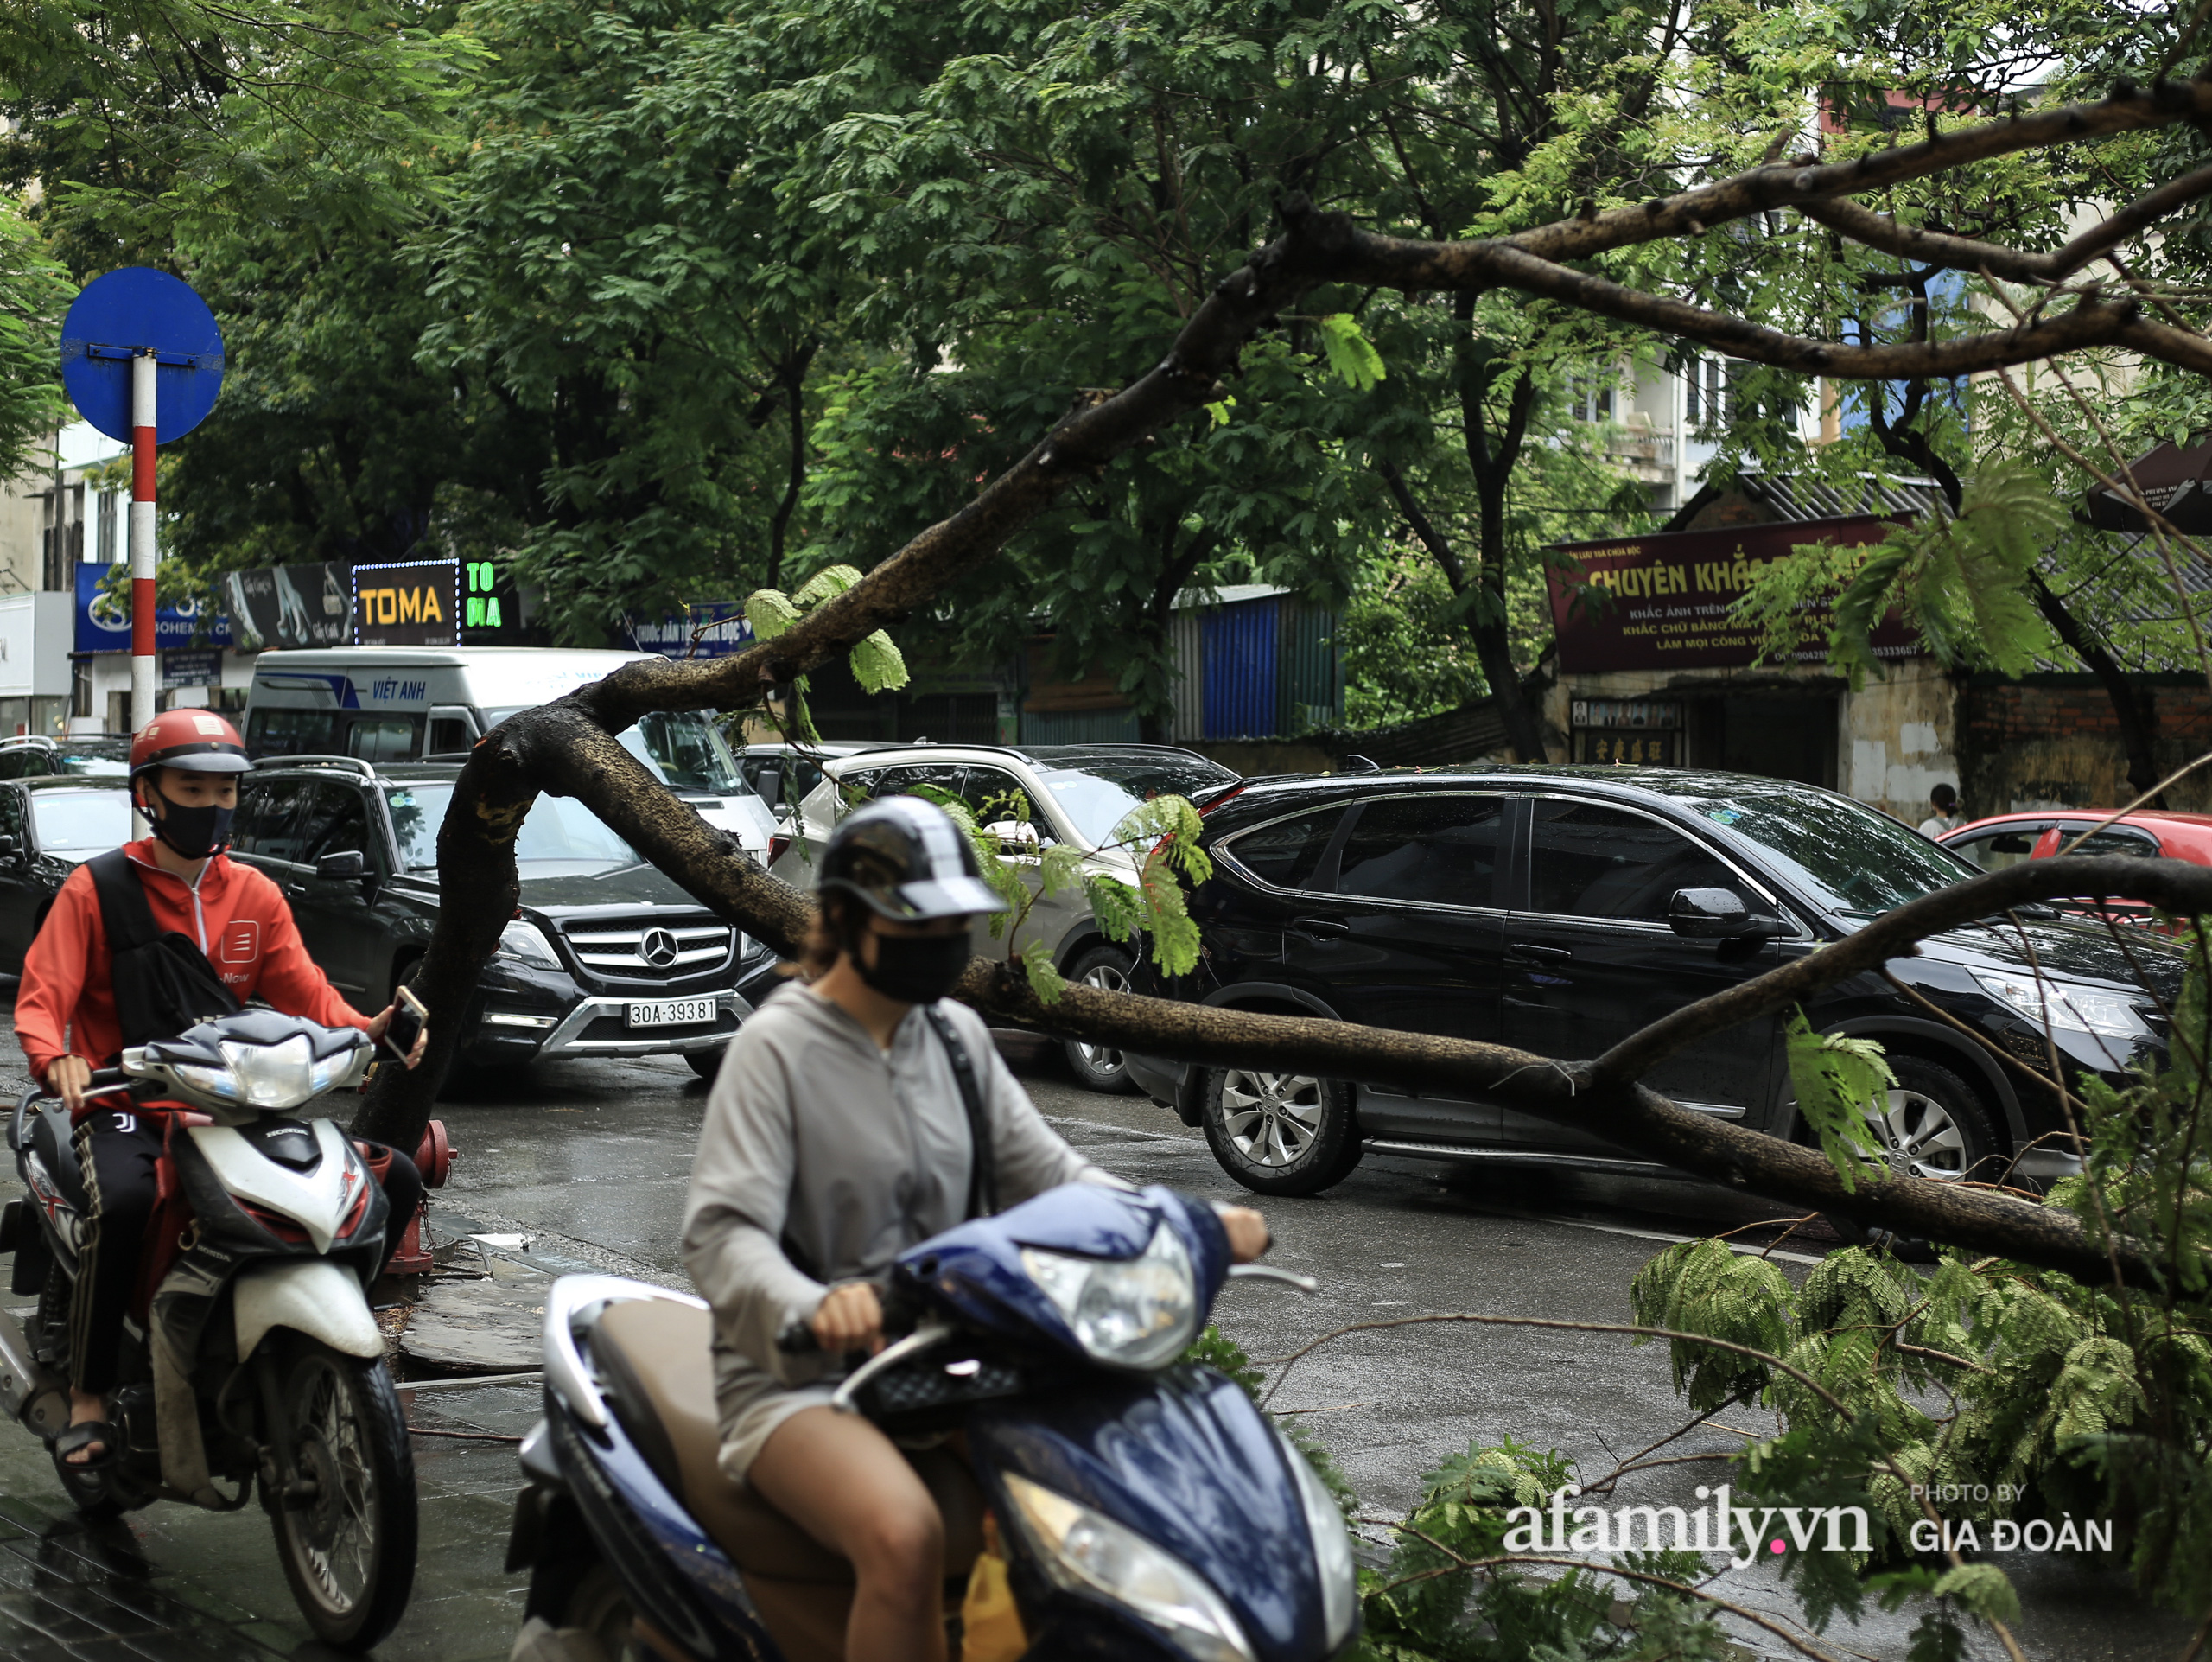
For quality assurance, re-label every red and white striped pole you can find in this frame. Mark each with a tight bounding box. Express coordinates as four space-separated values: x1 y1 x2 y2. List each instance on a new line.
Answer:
130 348 156 734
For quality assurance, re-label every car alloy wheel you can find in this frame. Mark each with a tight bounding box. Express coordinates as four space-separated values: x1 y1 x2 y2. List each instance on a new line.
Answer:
1201 1064 1362 1196
1074 959 1130 1071
1868 1088 1973 1181
1220 1069 1327 1167
1061 945 1138 1093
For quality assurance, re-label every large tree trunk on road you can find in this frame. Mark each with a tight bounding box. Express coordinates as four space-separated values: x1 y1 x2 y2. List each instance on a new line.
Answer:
358 82 2212 1291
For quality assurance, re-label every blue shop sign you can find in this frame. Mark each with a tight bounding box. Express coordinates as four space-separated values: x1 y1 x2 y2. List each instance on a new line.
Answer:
623 602 753 659
75 563 233 654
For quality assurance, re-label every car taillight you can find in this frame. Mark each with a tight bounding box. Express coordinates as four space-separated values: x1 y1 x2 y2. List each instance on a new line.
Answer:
1196 783 1247 817
239 1201 310 1245
768 833 791 865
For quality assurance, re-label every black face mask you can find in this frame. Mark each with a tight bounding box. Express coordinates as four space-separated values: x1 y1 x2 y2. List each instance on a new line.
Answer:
146 784 236 861
857 931 970 1005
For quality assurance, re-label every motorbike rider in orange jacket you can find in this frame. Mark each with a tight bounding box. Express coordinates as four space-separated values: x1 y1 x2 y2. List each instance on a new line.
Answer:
15 710 429 1469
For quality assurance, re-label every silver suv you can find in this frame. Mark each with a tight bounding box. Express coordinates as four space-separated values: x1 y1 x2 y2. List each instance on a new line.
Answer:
770 743 1238 1091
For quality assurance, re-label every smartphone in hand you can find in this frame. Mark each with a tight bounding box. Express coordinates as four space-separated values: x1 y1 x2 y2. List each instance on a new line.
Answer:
382 985 429 1062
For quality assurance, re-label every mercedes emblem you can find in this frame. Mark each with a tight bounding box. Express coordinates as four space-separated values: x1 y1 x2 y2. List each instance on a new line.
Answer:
639 927 680 967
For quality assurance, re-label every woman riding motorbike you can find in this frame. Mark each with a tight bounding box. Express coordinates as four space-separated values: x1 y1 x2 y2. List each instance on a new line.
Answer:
14 709 429 1472
681 796 1268 1662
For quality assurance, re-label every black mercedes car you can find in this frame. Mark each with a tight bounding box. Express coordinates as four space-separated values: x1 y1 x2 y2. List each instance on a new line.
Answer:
1122 766 2186 1197
230 758 771 1075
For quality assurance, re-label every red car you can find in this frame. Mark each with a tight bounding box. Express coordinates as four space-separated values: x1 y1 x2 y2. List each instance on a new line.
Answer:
1940 809 2212 925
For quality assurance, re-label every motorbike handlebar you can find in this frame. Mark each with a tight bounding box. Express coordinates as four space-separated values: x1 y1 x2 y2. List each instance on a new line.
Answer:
775 1321 820 1355
10 1072 135 1151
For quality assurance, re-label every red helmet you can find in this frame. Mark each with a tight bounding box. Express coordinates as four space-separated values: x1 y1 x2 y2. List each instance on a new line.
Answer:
130 709 251 779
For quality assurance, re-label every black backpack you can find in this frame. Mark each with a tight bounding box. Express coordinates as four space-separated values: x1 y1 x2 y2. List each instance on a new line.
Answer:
84 849 243 1050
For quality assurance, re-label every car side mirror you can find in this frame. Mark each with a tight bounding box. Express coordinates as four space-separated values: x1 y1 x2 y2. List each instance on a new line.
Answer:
988 819 1041 856
1668 886 1783 940
0 834 20 861
755 767 784 810
315 850 367 880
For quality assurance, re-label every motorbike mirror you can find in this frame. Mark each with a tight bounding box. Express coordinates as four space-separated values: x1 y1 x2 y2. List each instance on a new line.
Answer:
315 850 367 880
1668 886 1784 940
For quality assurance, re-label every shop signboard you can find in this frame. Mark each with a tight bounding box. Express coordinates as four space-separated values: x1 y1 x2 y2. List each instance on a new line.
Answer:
353 560 459 647
623 601 753 659
220 562 353 651
1548 515 1921 675
74 564 232 655
161 647 222 689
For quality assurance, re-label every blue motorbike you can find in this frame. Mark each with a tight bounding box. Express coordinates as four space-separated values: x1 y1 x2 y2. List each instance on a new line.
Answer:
504 1181 1357 1662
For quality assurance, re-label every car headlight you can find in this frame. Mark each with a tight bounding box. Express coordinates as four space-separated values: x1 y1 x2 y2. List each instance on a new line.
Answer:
1972 971 2149 1039
1020 1219 1196 1369
496 920 562 968
1001 1472 1255 1662
219 1035 317 1110
1282 1434 1357 1649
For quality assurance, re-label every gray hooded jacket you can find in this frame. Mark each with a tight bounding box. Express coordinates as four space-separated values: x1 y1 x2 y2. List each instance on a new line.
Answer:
680 981 1113 1401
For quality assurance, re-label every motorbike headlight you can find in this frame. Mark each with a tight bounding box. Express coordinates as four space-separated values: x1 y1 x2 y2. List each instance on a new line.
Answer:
218 1035 317 1110
1972 971 2149 1039
309 1041 371 1094
171 1061 239 1102
496 920 562 968
1282 1433 1358 1649
1020 1220 1197 1370
1001 1472 1255 1662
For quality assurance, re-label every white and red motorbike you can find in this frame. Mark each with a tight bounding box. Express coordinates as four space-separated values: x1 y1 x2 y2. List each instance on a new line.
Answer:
0 1008 416 1650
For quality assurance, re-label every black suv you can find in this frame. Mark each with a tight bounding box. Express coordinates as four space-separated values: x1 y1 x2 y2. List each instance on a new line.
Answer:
233 758 772 1075
1123 767 2185 1197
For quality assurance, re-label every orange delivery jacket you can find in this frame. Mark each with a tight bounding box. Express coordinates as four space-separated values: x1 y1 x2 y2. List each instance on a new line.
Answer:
16 837 369 1084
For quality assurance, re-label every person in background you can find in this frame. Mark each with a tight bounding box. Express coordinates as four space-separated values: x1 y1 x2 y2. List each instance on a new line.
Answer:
1918 782 1963 838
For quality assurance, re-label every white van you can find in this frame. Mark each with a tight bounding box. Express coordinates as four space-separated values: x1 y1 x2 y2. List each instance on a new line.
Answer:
242 647 776 848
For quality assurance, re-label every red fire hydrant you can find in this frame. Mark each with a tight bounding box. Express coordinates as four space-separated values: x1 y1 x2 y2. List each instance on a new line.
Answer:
363 1120 454 1277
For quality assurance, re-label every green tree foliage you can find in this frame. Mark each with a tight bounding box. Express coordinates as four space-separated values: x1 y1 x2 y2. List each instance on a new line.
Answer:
415 0 836 639
1631 950 2212 1628
0 198 68 481
2 0 493 570
772 0 1426 737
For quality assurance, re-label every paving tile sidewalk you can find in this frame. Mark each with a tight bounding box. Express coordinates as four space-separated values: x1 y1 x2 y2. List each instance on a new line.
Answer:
0 1377 542 1662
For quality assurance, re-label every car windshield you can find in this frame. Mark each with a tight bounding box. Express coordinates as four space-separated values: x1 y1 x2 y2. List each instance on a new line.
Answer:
384 783 639 871
31 791 132 853
1034 761 1237 845
480 706 747 795
1681 787 1980 919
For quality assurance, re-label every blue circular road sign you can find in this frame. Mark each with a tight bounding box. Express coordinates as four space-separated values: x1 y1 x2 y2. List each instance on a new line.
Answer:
59 267 225 443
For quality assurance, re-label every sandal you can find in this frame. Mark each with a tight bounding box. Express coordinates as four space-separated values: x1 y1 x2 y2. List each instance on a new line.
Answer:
54 1421 115 1471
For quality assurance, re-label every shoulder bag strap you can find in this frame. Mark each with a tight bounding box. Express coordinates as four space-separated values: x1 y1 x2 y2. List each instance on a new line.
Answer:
85 848 160 955
923 1006 998 1219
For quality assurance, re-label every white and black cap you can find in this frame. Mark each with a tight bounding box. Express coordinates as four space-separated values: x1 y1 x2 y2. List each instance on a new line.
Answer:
818 796 1008 920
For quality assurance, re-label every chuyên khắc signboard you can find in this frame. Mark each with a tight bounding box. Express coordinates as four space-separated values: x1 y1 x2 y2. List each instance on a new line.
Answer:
1547 515 1922 675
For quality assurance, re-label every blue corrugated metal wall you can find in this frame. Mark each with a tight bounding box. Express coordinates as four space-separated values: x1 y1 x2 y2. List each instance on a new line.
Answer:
1203 598 1279 739
1279 603 1343 732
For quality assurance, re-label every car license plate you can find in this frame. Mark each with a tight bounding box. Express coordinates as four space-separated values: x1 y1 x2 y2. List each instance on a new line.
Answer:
627 997 716 1029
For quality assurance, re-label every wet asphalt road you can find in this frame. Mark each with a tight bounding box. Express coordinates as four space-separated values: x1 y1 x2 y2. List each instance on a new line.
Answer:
0 1003 2190 1662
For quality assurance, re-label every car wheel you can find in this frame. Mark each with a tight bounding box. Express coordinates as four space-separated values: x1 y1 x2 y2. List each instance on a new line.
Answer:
1201 1066 1363 1197
1061 946 1138 1094
1818 1056 2001 1259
